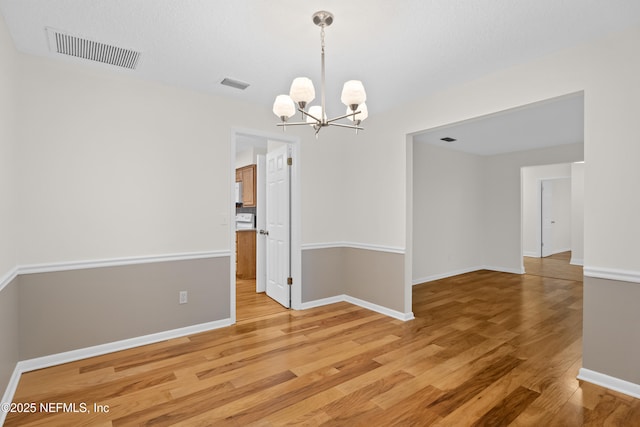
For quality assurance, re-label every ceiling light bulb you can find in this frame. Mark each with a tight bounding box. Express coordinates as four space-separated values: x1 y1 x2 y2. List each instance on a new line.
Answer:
289 77 316 108
341 80 366 109
347 102 368 122
272 95 296 120
306 105 325 124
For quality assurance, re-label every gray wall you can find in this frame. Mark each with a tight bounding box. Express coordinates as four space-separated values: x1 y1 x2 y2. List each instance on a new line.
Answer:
0 279 19 400
583 277 640 384
302 247 405 313
18 257 230 359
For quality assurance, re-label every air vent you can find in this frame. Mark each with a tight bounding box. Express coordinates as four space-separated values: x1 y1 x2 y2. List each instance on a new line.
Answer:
440 137 457 142
221 78 250 90
46 27 141 70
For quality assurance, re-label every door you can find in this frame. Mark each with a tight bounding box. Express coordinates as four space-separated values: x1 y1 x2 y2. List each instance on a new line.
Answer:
541 180 554 257
265 145 291 308
256 155 266 293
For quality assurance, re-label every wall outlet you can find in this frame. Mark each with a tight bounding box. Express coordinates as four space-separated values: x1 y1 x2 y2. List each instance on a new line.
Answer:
179 291 188 304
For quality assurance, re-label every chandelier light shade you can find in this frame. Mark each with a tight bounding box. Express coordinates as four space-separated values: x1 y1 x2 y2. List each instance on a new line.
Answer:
272 95 296 121
272 11 368 136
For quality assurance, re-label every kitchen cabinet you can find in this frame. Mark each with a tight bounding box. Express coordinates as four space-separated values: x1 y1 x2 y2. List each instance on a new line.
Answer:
235 164 256 207
236 230 256 279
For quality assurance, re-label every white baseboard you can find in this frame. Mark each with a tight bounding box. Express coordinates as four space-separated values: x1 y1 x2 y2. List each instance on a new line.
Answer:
570 257 584 266
298 295 346 310
0 364 23 425
0 317 233 422
578 368 640 399
413 265 524 285
523 251 539 258
300 294 414 322
413 266 484 285
584 266 640 284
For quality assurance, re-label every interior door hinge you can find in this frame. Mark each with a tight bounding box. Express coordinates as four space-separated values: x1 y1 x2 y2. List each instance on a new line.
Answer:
287 277 293 285
287 157 292 166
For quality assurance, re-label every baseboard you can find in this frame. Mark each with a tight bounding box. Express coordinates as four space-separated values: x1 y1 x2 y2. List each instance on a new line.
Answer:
570 257 584 266
344 295 414 321
0 317 233 421
483 265 525 275
298 295 346 310
583 266 640 284
578 368 640 399
413 265 524 285
523 251 539 258
413 266 484 285
0 364 22 425
300 294 414 322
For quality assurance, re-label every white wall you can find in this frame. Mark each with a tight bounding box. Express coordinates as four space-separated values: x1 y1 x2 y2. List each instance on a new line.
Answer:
0 12 16 279
522 163 573 257
412 143 484 283
571 162 584 264
14 54 281 265
552 178 572 253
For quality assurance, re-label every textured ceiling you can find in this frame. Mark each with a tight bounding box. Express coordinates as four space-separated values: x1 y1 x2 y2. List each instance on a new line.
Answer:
1 0 640 120
1 1 639 156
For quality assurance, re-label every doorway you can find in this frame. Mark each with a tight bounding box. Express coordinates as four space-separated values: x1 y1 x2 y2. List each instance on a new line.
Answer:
230 129 301 322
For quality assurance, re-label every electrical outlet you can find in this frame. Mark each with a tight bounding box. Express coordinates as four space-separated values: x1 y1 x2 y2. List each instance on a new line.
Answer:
179 291 188 304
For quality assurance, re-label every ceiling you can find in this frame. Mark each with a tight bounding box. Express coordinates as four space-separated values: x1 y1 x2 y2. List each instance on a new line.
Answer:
413 92 584 156
2 0 640 119
0 1 637 156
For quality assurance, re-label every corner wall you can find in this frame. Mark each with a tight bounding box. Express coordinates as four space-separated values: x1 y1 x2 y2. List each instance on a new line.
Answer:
0 11 19 402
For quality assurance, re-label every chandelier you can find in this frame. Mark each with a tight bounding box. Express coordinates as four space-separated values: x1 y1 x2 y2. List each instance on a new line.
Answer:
272 11 368 136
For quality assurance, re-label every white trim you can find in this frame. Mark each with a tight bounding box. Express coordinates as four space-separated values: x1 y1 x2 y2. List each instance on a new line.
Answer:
17 251 230 275
302 242 405 254
345 295 414 321
0 364 22 425
299 294 414 322
484 265 525 275
299 295 346 310
0 318 233 422
578 368 640 399
413 265 524 285
413 266 484 285
0 266 18 293
583 266 640 284
570 257 584 266
17 318 233 373
523 251 539 258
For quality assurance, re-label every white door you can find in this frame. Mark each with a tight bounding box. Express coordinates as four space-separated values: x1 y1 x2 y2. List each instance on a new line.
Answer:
541 180 554 257
256 155 266 293
265 145 290 308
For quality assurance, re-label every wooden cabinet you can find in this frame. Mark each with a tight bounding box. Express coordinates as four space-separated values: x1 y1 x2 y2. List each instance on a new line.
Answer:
236 230 256 279
235 164 256 207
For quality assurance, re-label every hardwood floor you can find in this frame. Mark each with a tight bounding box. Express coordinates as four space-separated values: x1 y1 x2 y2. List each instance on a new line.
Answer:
236 279 287 321
6 256 640 426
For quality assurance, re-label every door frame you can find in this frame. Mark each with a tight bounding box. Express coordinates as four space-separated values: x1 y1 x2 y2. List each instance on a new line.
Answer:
229 128 302 323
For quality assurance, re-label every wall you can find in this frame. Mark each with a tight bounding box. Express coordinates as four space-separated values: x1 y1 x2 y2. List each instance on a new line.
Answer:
369 24 640 388
571 162 584 264
522 163 573 257
551 178 572 253
412 143 484 283
0 11 19 404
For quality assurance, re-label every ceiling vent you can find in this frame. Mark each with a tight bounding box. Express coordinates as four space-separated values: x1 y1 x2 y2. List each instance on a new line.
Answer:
46 27 141 70
221 78 250 90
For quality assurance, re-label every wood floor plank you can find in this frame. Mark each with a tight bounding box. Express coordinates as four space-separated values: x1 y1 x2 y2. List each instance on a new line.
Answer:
7 252 640 426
